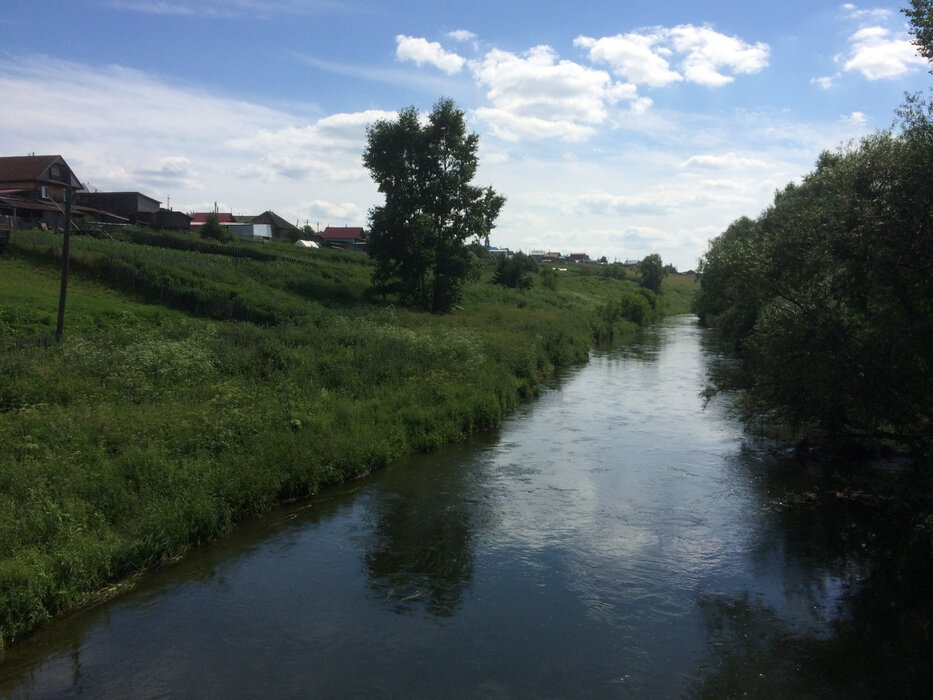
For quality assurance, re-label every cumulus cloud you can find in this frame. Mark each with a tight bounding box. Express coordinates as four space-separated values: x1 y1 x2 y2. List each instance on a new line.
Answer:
447 29 477 43
841 111 867 126
228 109 396 181
470 45 640 141
842 26 925 79
395 35 465 74
670 25 770 86
577 24 768 88
574 32 682 87
682 152 768 169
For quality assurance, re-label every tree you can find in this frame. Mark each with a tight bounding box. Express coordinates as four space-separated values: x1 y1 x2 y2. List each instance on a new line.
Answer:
904 0 933 64
638 253 667 294
200 212 227 241
696 123 933 456
363 98 505 312
493 252 538 290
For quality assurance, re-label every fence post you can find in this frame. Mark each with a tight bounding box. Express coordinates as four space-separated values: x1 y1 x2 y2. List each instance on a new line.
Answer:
56 188 73 342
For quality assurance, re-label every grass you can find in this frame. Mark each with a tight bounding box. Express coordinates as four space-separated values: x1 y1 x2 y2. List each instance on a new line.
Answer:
0 229 695 648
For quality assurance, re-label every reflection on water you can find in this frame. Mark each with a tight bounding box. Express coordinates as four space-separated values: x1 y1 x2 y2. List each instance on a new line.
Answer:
2 316 931 697
691 444 933 697
358 456 482 616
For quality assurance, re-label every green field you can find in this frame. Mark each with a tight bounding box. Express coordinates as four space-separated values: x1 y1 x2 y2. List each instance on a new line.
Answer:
0 228 694 647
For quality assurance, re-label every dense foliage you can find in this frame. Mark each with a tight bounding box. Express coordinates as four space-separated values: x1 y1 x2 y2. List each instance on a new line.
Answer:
493 252 538 290
694 108 933 457
638 253 667 294
363 98 505 313
199 212 228 241
904 0 933 64
0 227 686 648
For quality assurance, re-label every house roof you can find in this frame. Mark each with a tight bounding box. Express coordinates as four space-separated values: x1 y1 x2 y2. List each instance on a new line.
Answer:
0 194 58 212
320 226 365 240
191 212 236 223
0 155 83 188
79 191 161 206
250 210 301 232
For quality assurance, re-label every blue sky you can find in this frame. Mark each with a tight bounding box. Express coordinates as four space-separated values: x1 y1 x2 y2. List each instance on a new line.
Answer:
2 1 928 269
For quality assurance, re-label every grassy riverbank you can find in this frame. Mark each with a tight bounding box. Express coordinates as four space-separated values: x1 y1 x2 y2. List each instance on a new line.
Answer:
0 228 694 648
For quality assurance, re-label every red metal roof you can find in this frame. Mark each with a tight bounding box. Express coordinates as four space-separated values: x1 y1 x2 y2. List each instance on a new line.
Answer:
191 212 236 223
320 226 365 240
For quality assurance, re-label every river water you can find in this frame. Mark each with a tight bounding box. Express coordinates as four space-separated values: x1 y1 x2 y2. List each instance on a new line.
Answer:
2 315 931 697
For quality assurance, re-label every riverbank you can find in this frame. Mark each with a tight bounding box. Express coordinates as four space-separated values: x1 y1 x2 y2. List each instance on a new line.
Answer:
0 229 695 649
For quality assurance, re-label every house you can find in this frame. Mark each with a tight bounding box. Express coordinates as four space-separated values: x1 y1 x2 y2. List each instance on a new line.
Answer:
151 209 192 230
228 222 272 240
191 211 237 228
569 253 590 263
319 226 366 250
242 211 302 241
76 191 161 226
191 212 272 240
0 155 84 229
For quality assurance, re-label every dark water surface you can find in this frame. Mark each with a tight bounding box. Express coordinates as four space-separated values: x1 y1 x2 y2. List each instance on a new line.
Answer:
2 316 931 697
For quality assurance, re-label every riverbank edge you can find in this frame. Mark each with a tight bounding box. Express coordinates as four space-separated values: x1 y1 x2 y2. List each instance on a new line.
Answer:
1 245 694 651
0 329 619 652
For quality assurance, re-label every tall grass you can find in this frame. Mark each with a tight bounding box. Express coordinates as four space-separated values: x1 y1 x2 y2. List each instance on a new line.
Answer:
0 229 695 648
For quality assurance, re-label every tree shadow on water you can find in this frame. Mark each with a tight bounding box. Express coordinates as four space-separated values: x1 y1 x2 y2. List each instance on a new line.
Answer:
688 446 933 697
358 451 486 618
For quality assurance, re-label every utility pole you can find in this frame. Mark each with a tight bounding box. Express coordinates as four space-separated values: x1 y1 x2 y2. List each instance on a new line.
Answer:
55 186 73 342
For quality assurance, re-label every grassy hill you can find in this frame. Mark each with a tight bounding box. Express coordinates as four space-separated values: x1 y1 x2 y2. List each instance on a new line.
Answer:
0 228 695 648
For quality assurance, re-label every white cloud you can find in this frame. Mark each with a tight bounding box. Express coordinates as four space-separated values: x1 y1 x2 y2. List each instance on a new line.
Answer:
670 25 770 86
0 55 384 222
469 45 639 141
307 199 365 222
842 26 925 80
574 32 683 87
811 74 837 89
228 110 396 182
840 3 891 21
565 190 698 217
841 111 867 126
577 24 768 89
448 29 477 43
395 35 465 74
473 108 597 142
682 152 768 169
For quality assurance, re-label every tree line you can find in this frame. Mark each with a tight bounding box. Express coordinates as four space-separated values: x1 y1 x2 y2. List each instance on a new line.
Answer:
694 2 933 459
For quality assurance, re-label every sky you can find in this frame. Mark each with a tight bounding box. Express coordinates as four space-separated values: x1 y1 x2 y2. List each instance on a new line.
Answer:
1 1 929 270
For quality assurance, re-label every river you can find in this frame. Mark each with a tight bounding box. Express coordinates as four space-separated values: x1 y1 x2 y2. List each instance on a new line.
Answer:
1 315 931 697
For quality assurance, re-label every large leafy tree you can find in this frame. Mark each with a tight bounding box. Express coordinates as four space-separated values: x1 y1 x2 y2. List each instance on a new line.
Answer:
696 123 933 456
904 0 933 64
637 253 667 294
363 98 505 312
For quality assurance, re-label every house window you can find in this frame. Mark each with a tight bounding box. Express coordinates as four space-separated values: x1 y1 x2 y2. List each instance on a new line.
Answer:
39 185 51 200
51 166 61 178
